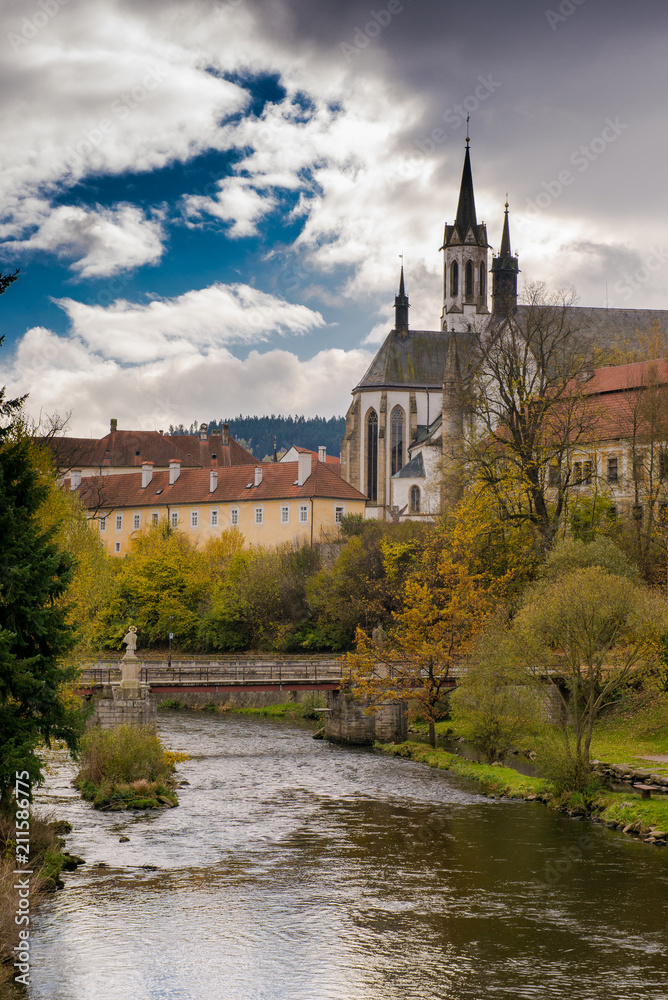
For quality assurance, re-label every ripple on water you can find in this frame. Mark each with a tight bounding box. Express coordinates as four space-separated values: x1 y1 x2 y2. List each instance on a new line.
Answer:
7 711 666 1000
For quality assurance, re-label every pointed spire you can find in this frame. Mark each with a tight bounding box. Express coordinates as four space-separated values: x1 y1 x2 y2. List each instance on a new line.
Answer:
394 265 409 335
455 143 478 234
500 199 512 257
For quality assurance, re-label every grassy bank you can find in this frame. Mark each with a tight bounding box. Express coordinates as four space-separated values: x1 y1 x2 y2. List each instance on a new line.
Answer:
158 697 325 721
377 741 668 844
74 725 185 810
1 812 83 975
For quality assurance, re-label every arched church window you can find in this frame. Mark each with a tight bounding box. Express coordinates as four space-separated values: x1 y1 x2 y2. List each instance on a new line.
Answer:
390 405 405 476
451 261 458 297
465 260 473 299
409 485 420 514
479 262 485 299
366 409 378 502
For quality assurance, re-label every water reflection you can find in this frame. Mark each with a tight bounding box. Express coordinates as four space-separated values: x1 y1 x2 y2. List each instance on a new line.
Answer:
5 711 666 1000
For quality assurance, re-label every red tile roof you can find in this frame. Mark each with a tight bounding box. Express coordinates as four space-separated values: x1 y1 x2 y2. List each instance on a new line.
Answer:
42 429 254 471
170 433 256 467
74 460 366 509
292 447 341 475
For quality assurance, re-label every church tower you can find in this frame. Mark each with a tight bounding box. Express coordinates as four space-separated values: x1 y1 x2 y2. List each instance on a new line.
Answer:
491 201 520 316
440 133 490 331
394 265 409 336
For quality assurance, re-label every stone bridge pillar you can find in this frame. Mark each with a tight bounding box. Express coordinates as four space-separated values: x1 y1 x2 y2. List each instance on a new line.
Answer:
324 687 407 745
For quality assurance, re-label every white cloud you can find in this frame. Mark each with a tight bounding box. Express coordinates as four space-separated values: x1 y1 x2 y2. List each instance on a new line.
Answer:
55 282 326 363
9 204 165 277
6 326 370 436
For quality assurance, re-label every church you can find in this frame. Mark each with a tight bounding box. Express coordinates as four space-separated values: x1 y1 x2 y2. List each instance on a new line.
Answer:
340 139 668 520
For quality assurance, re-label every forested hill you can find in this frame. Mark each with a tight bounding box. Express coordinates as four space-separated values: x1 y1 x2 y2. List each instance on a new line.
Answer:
169 415 346 460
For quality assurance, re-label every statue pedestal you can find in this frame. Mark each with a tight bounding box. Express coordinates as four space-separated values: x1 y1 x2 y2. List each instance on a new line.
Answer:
118 652 141 700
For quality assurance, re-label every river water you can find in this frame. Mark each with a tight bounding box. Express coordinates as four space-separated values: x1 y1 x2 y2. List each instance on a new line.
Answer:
9 711 668 999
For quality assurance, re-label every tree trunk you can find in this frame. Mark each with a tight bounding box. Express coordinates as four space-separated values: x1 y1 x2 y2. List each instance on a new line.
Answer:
428 720 436 748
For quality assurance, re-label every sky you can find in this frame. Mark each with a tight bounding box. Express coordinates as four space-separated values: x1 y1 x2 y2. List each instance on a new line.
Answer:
0 0 667 437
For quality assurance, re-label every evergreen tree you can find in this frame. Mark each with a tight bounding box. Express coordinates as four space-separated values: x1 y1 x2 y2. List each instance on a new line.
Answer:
0 273 85 804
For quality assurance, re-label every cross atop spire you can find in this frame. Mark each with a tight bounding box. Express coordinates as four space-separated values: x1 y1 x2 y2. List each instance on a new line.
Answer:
465 114 470 148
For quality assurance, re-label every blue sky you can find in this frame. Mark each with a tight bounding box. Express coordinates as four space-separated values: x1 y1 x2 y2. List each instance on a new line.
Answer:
0 0 667 436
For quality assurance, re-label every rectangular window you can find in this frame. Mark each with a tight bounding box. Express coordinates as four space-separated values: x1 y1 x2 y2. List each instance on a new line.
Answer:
607 457 618 484
151 511 159 526
99 516 106 532
583 461 593 485
255 507 263 525
299 504 308 523
574 461 592 485
548 465 560 488
231 508 239 526
114 542 121 554
191 510 199 528
171 511 179 528
633 453 645 483
574 461 582 482
335 505 344 523
115 514 123 531
133 513 141 530
281 505 289 524
210 509 219 527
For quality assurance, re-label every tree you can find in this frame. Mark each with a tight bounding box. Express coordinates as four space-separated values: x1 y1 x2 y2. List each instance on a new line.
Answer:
350 546 493 747
465 283 601 549
0 279 86 802
514 564 668 785
451 627 540 763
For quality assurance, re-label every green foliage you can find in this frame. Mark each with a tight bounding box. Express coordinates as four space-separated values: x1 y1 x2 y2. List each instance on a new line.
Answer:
169 414 345 460
451 629 541 763
568 495 617 543
75 725 173 786
541 536 637 582
0 427 86 802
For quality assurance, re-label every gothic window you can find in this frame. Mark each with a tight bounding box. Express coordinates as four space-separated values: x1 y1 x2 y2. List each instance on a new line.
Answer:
409 485 420 514
366 409 378 502
479 262 485 299
390 405 405 476
451 261 458 297
465 260 473 299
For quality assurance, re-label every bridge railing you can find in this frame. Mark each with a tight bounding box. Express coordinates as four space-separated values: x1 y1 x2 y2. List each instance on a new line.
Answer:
80 659 345 687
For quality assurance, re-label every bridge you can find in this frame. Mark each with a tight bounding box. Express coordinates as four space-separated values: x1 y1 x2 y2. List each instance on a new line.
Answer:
77 657 347 695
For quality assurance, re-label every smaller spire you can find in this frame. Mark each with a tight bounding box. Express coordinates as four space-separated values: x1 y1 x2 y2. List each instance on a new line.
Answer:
500 199 512 257
394 265 409 335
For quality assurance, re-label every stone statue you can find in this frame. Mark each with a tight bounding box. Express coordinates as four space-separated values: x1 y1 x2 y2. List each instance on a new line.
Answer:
122 626 138 658
371 624 387 651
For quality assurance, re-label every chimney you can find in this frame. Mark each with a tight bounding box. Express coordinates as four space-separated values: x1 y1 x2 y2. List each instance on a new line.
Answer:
142 461 154 488
199 422 208 441
297 452 312 486
222 422 229 446
70 469 82 490
254 466 263 487
318 446 326 463
102 456 111 467
110 418 118 433
169 459 181 485
210 468 218 493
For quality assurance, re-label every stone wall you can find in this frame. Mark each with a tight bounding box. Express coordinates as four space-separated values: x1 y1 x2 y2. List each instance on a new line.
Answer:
88 692 157 730
325 688 407 745
155 690 310 709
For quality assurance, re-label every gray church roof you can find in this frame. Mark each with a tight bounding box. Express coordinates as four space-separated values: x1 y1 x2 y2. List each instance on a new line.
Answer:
357 307 668 392
392 452 425 479
356 329 452 389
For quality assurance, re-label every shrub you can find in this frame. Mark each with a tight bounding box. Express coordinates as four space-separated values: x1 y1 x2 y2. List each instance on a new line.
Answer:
75 725 173 787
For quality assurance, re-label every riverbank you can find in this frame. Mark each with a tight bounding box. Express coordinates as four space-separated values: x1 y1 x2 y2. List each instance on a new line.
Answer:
158 697 325 721
0 814 84 981
377 742 668 845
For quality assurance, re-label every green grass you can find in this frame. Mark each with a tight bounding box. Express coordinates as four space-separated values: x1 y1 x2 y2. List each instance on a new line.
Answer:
590 689 668 768
74 725 181 810
378 741 668 842
376 742 548 798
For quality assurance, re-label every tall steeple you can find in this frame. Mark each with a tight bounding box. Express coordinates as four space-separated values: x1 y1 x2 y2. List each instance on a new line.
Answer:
440 134 490 332
394 265 409 336
491 200 520 317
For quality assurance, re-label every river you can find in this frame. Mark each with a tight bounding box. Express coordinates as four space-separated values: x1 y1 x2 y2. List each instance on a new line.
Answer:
7 711 668 999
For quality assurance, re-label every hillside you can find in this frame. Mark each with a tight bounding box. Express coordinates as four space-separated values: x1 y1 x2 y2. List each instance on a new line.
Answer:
169 415 345 461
